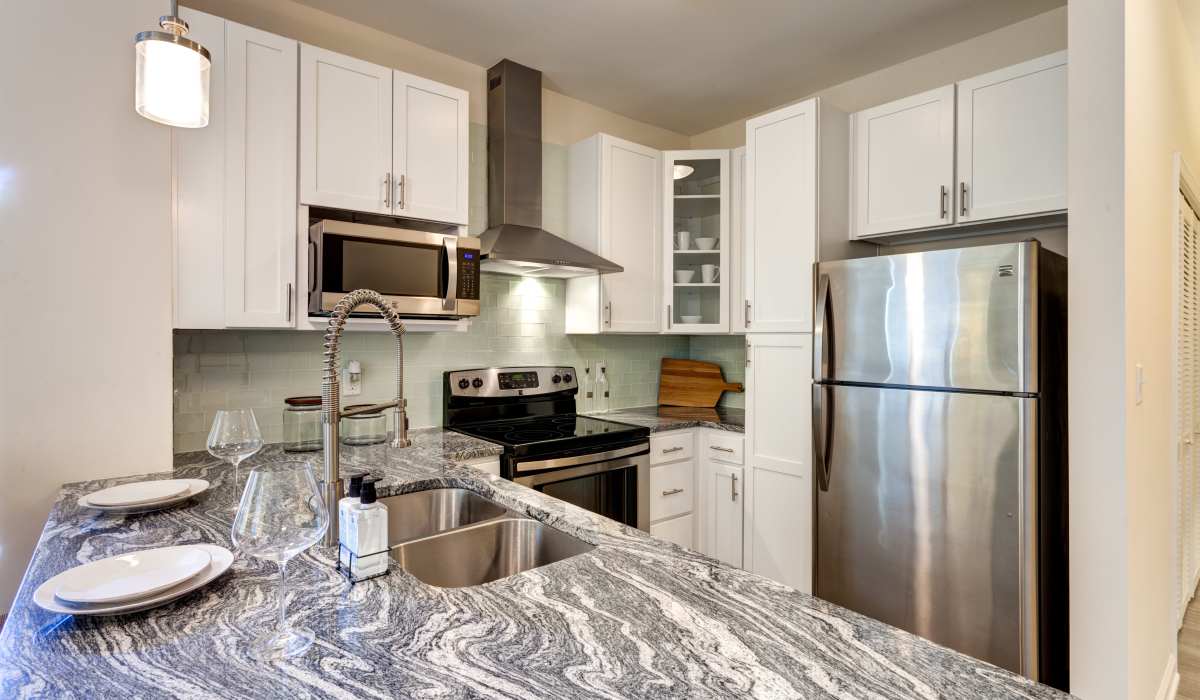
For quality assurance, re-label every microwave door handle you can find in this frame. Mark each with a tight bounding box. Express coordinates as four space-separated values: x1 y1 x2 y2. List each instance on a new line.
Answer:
442 236 458 312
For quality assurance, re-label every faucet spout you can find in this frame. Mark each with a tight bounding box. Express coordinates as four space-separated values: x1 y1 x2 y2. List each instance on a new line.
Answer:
321 289 409 548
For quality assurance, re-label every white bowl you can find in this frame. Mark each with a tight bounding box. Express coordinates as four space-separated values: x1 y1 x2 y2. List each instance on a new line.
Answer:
680 315 703 323
675 270 696 283
694 238 718 250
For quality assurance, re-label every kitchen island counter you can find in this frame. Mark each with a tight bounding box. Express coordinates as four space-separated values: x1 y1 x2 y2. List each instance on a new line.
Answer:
0 427 1068 699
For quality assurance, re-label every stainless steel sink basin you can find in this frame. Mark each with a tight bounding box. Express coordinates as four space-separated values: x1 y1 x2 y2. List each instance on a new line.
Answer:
381 488 507 545
390 517 595 588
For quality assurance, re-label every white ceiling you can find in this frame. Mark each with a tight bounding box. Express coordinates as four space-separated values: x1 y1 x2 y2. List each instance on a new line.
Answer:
293 0 1065 135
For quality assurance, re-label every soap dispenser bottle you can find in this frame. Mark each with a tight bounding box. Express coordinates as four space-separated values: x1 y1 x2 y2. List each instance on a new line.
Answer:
338 472 366 545
343 477 388 579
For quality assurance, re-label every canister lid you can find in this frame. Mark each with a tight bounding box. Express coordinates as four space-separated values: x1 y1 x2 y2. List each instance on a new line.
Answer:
284 396 322 407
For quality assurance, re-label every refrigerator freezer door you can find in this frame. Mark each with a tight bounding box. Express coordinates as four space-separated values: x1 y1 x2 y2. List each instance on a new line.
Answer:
814 384 1036 677
814 242 1036 393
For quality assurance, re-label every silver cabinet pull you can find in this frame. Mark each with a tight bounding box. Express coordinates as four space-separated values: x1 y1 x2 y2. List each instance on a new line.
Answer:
745 300 751 326
939 185 948 219
661 488 684 497
384 172 392 209
731 474 739 501
710 445 734 453
285 283 293 322
604 302 612 326
667 304 672 329
959 182 968 217
661 446 684 454
745 341 751 366
397 174 407 210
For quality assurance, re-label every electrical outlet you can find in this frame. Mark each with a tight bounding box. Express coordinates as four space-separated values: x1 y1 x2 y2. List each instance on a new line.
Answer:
344 360 363 397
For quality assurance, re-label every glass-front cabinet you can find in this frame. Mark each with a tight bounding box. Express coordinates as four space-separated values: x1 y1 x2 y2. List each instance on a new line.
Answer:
662 149 730 333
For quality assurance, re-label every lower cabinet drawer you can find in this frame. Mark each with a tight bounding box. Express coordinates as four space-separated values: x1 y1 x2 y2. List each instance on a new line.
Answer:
704 431 744 465
650 514 694 550
649 461 694 521
650 431 694 465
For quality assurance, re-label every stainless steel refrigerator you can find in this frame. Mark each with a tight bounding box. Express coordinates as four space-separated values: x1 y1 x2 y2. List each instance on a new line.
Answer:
812 241 1068 691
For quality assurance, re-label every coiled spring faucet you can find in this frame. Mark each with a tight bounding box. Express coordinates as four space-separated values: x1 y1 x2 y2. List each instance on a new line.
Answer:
320 289 410 547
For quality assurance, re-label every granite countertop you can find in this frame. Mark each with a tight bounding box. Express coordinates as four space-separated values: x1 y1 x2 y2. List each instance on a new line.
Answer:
595 405 745 433
0 426 1069 699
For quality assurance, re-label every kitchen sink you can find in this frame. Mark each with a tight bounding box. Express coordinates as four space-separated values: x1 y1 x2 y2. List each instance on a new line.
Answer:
381 488 507 545
390 517 595 588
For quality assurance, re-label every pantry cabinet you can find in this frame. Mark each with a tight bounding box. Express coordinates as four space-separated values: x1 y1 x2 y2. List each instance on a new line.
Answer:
729 147 749 334
566 134 662 334
299 45 469 224
662 149 730 333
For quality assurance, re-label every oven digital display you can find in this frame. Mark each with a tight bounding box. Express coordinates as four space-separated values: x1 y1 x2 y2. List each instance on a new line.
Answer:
498 372 540 390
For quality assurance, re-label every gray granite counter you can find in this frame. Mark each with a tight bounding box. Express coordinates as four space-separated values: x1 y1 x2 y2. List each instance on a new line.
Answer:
0 427 1069 699
597 405 745 433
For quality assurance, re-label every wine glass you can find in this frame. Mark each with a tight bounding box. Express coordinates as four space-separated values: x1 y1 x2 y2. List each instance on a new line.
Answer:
232 461 329 660
207 409 264 503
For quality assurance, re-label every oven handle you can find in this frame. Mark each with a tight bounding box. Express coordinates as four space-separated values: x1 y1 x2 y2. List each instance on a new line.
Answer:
515 443 649 473
514 459 639 489
443 236 458 312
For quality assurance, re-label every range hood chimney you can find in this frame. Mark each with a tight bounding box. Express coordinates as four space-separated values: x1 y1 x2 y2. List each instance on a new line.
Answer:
480 60 622 277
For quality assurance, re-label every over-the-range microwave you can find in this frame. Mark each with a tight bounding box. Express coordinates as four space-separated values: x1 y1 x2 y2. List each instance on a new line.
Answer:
308 219 480 319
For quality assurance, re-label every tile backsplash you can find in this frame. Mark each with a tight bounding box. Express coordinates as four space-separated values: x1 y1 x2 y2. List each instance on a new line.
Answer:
173 274 747 452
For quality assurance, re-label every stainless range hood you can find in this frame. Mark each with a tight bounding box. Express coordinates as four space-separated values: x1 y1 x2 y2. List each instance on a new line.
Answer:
480 60 622 278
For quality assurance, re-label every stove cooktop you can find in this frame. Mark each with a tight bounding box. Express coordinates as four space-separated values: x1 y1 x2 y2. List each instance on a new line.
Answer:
451 414 648 458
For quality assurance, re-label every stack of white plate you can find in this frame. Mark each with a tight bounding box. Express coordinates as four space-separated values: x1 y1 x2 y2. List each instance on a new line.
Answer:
79 479 210 513
34 544 233 616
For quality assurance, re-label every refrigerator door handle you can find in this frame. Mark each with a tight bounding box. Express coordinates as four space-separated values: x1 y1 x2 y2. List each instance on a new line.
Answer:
813 273 831 381
813 383 832 491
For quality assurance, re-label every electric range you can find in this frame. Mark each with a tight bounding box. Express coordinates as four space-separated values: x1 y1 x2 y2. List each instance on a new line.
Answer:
444 366 650 530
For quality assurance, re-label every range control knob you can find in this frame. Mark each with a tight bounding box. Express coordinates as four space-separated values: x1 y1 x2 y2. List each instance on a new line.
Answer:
457 378 470 390
551 374 561 384
562 373 573 383
472 378 484 389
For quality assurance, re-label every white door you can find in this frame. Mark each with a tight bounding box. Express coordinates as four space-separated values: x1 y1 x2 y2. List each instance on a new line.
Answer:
299 44 392 213
744 334 813 591
601 136 661 333
224 23 297 328
730 146 748 334
956 52 1067 223
392 71 469 224
851 85 955 237
709 462 744 567
663 149 729 334
745 99 817 333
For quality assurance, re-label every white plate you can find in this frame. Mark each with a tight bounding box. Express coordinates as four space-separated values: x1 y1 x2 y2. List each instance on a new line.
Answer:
53 546 213 604
34 544 233 616
87 480 191 507
79 479 209 513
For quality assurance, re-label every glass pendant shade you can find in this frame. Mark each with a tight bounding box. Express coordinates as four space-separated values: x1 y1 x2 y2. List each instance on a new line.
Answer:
134 17 211 128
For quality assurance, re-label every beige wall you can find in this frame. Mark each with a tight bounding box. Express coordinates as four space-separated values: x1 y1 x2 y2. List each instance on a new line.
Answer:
0 0 175 611
187 0 689 150
689 6 1068 149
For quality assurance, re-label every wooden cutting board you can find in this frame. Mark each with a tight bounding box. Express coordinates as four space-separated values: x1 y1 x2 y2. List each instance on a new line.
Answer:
657 358 744 408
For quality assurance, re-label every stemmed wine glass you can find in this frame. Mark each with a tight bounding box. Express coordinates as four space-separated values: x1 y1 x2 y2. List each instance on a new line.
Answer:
232 461 329 660
207 409 264 504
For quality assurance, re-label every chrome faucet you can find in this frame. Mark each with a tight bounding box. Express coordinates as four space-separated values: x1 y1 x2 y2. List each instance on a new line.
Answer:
321 289 410 547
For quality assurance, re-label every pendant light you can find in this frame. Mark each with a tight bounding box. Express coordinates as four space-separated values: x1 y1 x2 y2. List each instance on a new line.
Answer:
134 1 211 128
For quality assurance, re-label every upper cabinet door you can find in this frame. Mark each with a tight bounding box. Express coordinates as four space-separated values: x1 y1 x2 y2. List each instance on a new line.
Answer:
851 85 955 237
663 149 730 334
745 99 817 333
299 44 392 214
392 71 469 224
601 136 662 333
224 23 298 328
729 146 748 334
956 51 1067 223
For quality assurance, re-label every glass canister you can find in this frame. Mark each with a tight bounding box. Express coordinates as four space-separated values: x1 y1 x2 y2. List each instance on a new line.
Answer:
341 405 388 446
282 396 323 452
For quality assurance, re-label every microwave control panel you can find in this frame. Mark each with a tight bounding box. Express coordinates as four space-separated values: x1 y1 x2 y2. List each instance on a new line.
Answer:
457 247 480 300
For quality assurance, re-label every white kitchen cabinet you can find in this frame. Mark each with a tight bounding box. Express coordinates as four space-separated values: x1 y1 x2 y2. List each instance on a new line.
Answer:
173 10 297 330
223 22 297 328
850 85 956 238
729 146 749 334
662 149 730 333
299 44 392 215
744 334 813 592
392 72 469 224
956 51 1067 223
647 430 698 548
650 514 694 550
566 134 662 334
701 430 745 568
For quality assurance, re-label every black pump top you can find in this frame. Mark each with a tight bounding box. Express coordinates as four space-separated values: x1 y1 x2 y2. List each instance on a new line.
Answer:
345 472 367 498
360 477 379 505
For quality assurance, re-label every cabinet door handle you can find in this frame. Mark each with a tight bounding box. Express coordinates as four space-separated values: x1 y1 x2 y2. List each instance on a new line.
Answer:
959 182 968 217
285 283 293 323
661 446 684 454
667 304 672 329
746 341 751 366
745 300 751 327
661 488 684 497
731 474 739 501
384 172 392 209
397 174 407 210
709 445 734 453
604 302 612 327
939 185 948 219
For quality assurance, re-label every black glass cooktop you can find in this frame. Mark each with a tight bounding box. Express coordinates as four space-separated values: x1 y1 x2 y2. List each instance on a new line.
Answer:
452 414 648 455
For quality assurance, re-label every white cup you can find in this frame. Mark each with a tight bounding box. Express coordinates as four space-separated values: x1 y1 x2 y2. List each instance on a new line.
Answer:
700 264 720 283
675 269 696 283
675 231 691 250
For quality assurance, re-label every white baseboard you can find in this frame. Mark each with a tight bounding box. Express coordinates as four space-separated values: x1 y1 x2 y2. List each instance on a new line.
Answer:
1157 652 1180 700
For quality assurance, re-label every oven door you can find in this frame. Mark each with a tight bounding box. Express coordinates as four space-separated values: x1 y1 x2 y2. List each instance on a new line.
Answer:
513 443 650 531
308 220 480 318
